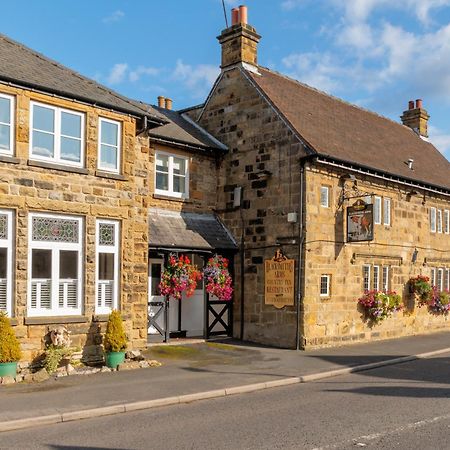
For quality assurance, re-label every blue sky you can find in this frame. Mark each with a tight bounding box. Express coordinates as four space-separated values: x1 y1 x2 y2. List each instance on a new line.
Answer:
1 0 450 160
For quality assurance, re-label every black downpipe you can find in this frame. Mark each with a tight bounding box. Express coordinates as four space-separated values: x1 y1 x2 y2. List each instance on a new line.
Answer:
240 197 245 341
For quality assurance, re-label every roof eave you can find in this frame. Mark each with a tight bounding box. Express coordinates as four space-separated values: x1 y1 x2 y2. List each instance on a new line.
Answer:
149 134 227 154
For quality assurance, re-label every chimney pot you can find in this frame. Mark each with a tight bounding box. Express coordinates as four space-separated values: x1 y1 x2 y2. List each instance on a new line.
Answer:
416 99 423 109
408 100 415 110
165 98 173 110
157 96 165 108
231 8 239 25
239 5 248 24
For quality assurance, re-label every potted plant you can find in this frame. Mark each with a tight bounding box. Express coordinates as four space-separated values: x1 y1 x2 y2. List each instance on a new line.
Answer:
103 310 127 369
357 290 402 324
0 312 22 377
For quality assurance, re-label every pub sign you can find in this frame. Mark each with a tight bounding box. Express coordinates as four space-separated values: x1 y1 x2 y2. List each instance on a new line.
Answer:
264 250 295 309
346 199 374 242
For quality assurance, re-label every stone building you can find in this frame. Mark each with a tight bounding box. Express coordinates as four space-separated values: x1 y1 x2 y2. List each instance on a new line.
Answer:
188 6 450 348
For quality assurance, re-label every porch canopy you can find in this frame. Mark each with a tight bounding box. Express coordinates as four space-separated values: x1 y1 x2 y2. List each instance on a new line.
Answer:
148 208 237 252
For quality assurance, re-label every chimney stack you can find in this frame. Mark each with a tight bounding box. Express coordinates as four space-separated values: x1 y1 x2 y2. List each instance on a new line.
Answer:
217 5 261 69
400 99 430 138
165 98 173 110
157 96 165 108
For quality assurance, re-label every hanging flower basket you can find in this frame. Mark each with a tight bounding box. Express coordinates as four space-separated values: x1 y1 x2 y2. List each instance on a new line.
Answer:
357 290 402 324
409 275 432 306
158 254 202 300
203 255 233 301
421 287 450 315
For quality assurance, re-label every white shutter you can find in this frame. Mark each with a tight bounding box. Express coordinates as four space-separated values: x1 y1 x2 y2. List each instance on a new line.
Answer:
97 280 114 309
32 280 51 309
0 279 7 311
59 280 78 309
430 208 436 233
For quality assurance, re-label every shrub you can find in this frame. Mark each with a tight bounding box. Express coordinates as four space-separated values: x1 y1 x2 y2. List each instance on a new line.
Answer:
358 291 402 324
103 310 127 353
44 345 72 374
0 312 22 363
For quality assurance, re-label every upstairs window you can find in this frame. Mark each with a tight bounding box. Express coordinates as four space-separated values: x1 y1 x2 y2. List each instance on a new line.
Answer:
430 207 437 233
98 118 121 173
30 102 84 167
320 186 330 208
383 198 391 226
0 93 14 156
155 152 189 198
445 210 450 234
437 209 443 234
28 213 83 316
374 196 382 225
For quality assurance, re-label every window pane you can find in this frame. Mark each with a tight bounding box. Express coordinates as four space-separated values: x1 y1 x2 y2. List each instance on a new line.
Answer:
173 175 185 194
151 263 161 296
0 97 10 124
101 121 118 146
33 105 54 132
156 154 168 172
61 136 81 162
60 250 78 279
0 247 6 278
100 144 117 170
0 124 10 150
156 172 169 191
173 157 186 175
32 130 54 157
61 112 81 138
99 253 114 280
32 249 52 278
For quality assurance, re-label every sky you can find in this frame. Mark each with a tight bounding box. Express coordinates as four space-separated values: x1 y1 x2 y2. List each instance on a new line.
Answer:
1 0 450 160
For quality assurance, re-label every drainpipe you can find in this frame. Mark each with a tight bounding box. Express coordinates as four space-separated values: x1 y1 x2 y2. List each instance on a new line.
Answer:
240 204 245 341
296 161 306 350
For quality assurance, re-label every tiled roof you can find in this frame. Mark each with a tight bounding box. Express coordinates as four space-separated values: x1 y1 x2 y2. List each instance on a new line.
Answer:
248 67 450 191
149 106 227 151
0 33 166 123
149 208 237 251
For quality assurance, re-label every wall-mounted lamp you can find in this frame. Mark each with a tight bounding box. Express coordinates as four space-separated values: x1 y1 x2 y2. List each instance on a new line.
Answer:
412 248 419 263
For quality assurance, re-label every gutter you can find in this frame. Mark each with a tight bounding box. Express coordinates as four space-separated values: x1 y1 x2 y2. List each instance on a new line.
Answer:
149 135 224 154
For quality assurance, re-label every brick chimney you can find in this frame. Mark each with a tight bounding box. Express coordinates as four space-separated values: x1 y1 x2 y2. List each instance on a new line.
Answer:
400 99 430 138
217 5 261 69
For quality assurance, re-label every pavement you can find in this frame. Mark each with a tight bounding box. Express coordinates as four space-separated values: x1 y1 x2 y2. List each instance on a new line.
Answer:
0 330 449 432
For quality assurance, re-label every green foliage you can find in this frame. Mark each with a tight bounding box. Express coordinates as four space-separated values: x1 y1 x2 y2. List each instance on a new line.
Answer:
439 291 450 307
103 310 127 353
44 345 72 374
409 275 432 304
0 312 22 363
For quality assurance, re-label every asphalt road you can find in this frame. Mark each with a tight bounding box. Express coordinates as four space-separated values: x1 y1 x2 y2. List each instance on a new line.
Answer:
1 353 449 450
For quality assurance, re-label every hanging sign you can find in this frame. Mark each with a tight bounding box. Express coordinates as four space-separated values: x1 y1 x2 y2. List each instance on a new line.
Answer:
264 250 295 309
347 199 374 242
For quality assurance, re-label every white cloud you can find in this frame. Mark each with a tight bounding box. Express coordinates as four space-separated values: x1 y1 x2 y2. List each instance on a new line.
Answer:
429 125 450 156
106 63 128 85
281 0 306 10
173 60 220 98
129 66 160 82
102 10 124 24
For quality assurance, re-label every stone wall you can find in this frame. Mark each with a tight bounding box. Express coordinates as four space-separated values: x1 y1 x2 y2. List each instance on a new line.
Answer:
197 67 308 348
0 85 149 361
302 162 450 347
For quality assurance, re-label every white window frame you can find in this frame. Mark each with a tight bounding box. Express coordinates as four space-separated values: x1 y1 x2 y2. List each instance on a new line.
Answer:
446 269 450 291
437 209 443 233
27 213 83 317
0 93 14 156
374 196 382 225
363 265 371 292
444 210 450 235
430 207 436 233
320 186 330 208
383 197 391 226
95 219 120 314
0 210 13 317
98 117 121 174
382 266 390 292
437 268 444 291
430 268 436 287
320 274 330 297
155 151 190 199
373 265 380 291
30 102 85 168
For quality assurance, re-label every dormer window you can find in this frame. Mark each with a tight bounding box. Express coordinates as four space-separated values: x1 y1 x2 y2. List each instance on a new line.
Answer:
30 102 85 167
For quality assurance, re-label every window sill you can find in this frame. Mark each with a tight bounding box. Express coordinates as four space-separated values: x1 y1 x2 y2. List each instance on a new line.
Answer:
153 193 191 203
0 154 20 164
28 160 89 175
92 314 110 323
95 170 127 181
24 316 89 325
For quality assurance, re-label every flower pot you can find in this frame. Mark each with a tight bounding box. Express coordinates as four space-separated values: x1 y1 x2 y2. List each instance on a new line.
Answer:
0 361 18 378
105 351 125 369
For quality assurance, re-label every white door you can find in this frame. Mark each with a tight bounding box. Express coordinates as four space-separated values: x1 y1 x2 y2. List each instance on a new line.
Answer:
148 259 165 335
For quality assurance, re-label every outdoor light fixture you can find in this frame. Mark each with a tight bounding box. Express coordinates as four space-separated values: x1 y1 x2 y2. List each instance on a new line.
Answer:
412 248 419 263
